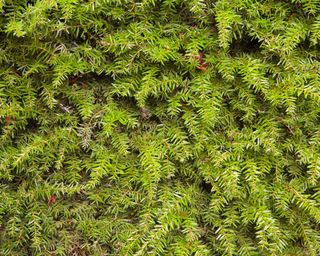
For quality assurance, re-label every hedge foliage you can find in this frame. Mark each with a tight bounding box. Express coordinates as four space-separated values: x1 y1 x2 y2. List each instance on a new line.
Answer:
1 0 320 255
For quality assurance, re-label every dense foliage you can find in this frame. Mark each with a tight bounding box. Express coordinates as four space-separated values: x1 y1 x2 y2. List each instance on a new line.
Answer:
1 0 320 255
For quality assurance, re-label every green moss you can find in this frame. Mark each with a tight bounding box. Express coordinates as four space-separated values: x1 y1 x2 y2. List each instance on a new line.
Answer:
1 0 320 255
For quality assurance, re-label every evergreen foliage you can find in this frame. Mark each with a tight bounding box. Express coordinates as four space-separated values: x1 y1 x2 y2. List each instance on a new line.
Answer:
1 0 320 255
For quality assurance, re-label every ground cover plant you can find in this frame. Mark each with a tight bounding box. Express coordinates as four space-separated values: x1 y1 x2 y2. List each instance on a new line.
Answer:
1 0 320 255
